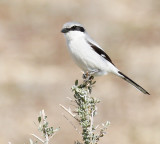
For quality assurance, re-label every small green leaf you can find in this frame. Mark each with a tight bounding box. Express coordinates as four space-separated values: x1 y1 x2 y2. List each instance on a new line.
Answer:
92 81 96 85
75 80 78 86
38 116 41 123
89 76 94 80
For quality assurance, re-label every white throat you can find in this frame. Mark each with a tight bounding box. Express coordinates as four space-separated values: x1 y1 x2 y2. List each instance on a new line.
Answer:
65 31 85 42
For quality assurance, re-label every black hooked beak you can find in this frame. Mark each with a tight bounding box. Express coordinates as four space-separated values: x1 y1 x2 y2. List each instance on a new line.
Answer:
61 28 69 33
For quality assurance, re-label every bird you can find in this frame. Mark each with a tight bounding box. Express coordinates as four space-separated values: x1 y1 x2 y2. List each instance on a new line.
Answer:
61 22 150 95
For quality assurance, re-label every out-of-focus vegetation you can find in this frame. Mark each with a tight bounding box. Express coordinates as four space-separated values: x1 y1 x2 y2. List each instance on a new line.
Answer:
0 0 159 144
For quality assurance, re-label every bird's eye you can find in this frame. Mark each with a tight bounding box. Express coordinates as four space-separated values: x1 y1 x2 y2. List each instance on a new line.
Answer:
71 26 76 30
70 26 85 32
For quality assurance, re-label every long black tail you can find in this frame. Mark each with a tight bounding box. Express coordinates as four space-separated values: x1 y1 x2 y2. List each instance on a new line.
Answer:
118 71 150 95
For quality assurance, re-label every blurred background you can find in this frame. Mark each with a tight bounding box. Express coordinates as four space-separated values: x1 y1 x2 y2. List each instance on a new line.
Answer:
0 0 159 144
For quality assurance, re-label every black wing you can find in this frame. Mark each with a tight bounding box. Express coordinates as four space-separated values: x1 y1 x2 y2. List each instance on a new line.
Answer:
88 41 114 65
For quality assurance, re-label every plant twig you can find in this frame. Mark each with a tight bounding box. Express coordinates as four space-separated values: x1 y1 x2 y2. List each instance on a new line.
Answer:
31 134 44 143
59 104 79 122
31 110 59 144
60 74 110 144
62 113 81 135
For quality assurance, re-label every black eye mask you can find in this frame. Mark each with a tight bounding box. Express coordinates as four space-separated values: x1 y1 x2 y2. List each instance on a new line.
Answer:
61 26 85 33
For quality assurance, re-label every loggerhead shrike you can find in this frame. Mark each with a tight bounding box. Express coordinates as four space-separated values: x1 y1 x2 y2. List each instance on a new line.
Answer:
61 22 150 95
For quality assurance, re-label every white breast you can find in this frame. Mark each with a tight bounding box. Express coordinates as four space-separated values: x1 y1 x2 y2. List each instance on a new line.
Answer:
65 31 118 76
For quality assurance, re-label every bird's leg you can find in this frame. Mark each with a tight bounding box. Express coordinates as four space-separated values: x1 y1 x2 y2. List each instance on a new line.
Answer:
82 72 93 89
82 71 90 80
83 69 98 81
89 69 99 75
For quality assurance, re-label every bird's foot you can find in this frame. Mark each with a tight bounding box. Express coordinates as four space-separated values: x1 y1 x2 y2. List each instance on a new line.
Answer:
82 70 98 81
83 72 93 81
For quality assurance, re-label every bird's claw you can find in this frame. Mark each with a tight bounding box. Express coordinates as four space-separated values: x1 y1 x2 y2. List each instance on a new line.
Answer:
82 71 95 82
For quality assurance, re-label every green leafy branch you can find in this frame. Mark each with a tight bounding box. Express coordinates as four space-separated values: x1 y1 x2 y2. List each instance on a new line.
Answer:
60 74 110 144
31 110 59 144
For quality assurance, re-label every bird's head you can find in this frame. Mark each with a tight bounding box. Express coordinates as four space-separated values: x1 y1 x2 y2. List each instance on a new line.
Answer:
61 22 86 40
